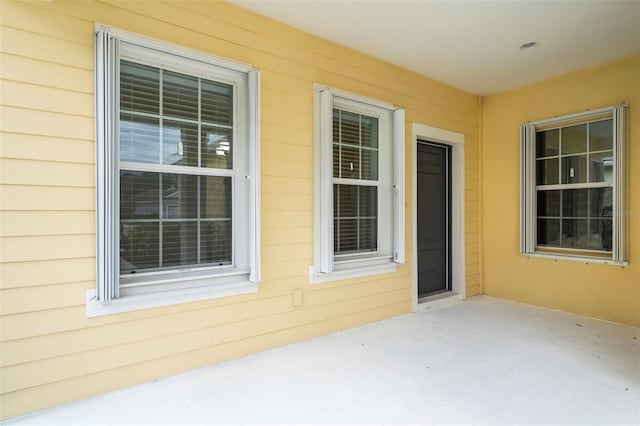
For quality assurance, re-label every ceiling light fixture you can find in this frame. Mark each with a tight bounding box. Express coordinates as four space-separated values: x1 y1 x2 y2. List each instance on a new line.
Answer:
519 41 538 50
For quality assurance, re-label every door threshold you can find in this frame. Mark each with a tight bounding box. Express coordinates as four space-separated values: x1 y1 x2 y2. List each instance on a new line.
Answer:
416 291 460 312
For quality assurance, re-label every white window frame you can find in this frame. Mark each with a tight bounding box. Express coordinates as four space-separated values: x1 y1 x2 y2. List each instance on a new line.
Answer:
520 104 628 265
310 84 405 284
89 25 260 316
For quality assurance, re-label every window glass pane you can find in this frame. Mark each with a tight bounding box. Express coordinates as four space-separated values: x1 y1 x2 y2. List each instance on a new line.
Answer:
336 219 358 253
537 188 613 252
590 219 612 251
332 143 340 178
536 158 558 185
359 218 377 252
561 123 587 154
359 186 377 218
120 171 159 219
120 222 159 272
201 80 232 126
536 129 559 158
537 190 560 217
562 189 588 218
201 126 232 169
163 70 198 121
589 119 613 152
361 149 378 180
163 120 198 167
339 111 360 146
334 185 378 255
162 222 197 267
340 145 360 179
590 188 612 218
537 219 560 246
589 151 614 183
201 220 232 264
201 176 232 219
120 113 160 164
334 184 357 218
333 110 340 177
561 155 587 184
120 172 233 272
561 219 589 249
333 109 379 182
361 116 378 148
162 174 197 219
528 109 623 258
120 61 159 115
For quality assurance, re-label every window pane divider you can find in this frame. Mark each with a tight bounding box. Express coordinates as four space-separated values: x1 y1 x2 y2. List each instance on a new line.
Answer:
336 142 378 151
120 161 234 177
536 182 612 190
536 149 613 160
120 108 233 130
332 177 379 186
335 216 377 220
122 218 231 222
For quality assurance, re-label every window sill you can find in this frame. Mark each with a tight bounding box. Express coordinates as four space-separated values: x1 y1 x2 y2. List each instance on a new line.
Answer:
86 281 259 317
523 252 628 267
308 261 397 285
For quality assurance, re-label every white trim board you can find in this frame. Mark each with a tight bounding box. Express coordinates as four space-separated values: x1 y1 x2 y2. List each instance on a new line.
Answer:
412 123 466 312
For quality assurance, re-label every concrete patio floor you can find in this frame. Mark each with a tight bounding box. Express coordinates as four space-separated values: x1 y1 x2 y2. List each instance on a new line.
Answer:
4 296 639 425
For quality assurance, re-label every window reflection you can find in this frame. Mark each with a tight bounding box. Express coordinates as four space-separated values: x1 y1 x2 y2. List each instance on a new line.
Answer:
118 60 236 274
119 172 232 274
163 121 198 167
534 117 614 252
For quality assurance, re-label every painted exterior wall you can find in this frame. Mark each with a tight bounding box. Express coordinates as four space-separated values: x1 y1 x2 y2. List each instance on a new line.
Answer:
0 1 481 419
482 55 640 327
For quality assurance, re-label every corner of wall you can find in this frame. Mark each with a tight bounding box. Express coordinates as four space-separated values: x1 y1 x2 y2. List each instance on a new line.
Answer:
478 96 486 295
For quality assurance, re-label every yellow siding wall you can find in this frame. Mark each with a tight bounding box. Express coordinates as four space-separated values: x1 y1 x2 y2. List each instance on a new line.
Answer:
0 0 480 419
481 56 640 327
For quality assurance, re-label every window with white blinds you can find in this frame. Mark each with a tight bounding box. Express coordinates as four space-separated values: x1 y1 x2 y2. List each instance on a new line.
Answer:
312 85 404 283
520 104 628 265
94 25 260 309
333 109 379 255
119 60 234 274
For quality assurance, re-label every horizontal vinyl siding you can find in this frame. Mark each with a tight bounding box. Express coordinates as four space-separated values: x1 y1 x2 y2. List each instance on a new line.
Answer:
1 302 407 419
0 0 480 419
0 257 96 289
0 53 94 94
0 133 95 164
0 80 93 117
0 188 95 213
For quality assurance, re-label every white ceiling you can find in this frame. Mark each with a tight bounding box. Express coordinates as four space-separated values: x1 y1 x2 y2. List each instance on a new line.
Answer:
229 0 640 95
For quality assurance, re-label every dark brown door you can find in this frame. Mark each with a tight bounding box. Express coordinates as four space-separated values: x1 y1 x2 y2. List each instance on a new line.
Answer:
417 141 451 297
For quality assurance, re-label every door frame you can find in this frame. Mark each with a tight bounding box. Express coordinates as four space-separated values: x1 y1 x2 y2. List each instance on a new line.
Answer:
412 123 466 311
